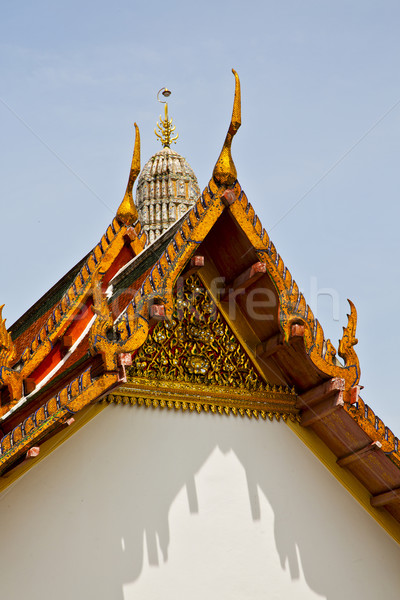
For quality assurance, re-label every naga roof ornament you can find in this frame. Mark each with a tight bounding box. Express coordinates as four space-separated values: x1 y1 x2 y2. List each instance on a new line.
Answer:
116 123 141 226
0 305 15 367
212 68 241 187
0 305 20 401
338 299 359 368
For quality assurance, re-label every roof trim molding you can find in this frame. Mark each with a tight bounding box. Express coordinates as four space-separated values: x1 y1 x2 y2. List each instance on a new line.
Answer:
227 194 361 398
0 217 146 414
0 368 120 472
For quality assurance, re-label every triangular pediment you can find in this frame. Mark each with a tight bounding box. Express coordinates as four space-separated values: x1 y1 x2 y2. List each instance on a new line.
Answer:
108 274 298 421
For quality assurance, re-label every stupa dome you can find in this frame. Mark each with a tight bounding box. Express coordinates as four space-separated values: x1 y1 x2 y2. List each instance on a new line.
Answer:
135 146 200 244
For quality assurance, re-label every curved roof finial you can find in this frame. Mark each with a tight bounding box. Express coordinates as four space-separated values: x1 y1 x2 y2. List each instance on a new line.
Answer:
155 87 179 148
116 123 140 225
213 69 241 187
0 304 16 368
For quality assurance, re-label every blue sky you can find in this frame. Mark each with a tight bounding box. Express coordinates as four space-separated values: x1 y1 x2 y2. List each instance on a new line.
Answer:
1 1 400 432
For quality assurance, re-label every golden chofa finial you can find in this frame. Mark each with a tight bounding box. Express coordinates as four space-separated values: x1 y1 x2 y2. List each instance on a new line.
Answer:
116 123 140 225
155 87 179 148
213 69 241 187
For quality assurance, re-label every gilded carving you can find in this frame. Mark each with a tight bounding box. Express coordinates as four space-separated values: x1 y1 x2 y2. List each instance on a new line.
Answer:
0 69 365 472
0 305 15 367
227 194 361 393
0 367 119 473
213 69 241 187
0 305 21 400
338 299 359 371
1 211 145 412
155 103 178 148
344 395 400 467
116 123 141 226
89 274 150 371
1 220 123 407
130 274 279 392
93 68 359 405
118 274 298 421
89 277 115 371
105 393 300 423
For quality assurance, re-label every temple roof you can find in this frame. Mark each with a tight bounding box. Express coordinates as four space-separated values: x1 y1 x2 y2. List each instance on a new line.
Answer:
1 70 400 542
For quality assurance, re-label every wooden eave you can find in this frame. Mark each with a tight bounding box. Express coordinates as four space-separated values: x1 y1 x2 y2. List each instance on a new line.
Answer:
196 209 331 392
191 195 400 523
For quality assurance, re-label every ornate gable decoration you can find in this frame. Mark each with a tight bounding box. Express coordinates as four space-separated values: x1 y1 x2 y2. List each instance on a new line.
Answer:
108 275 298 421
133 274 265 389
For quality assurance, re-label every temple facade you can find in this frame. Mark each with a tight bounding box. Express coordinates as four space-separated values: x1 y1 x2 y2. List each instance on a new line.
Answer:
0 71 400 599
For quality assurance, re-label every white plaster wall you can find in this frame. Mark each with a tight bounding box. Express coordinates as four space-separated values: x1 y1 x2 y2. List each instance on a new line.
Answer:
0 405 399 600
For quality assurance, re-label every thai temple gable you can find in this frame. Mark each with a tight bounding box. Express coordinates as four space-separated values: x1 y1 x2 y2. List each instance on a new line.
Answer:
109 272 298 420
1 71 400 597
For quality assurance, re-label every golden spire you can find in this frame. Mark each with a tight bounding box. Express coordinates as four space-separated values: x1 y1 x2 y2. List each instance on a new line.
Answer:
213 69 241 187
155 89 179 148
116 123 140 225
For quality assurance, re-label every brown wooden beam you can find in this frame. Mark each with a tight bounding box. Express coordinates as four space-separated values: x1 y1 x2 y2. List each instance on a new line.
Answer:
24 378 36 396
371 487 400 508
256 333 284 360
232 262 267 292
298 378 345 410
301 394 344 427
337 441 382 468
61 335 74 352
223 262 267 302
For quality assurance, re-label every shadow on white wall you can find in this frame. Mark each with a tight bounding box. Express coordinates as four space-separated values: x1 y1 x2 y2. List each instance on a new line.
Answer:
0 405 399 600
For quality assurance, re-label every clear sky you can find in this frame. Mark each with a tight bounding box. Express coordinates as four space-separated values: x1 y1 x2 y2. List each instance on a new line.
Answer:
1 1 400 432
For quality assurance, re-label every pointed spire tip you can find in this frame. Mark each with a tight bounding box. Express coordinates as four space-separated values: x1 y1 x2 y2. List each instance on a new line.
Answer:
116 123 140 225
212 69 242 188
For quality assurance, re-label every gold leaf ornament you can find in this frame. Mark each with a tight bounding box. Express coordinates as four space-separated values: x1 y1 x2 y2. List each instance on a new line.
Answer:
116 123 140 225
213 69 241 187
130 274 277 392
0 304 21 401
0 305 15 367
338 299 360 372
155 102 179 148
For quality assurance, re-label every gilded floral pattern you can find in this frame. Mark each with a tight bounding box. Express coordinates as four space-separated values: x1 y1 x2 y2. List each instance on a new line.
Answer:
129 274 291 395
